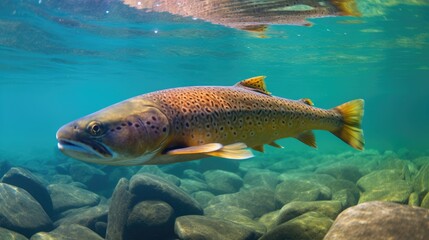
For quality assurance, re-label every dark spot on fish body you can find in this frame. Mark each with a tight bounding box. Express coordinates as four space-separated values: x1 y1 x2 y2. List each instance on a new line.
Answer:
116 127 122 130
135 124 140 128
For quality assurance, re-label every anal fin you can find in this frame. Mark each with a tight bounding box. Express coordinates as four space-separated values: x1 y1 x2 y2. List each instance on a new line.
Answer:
296 131 317 148
268 141 284 149
251 145 265 153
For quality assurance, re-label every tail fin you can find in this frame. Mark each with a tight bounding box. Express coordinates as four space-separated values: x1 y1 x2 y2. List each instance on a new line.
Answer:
332 99 365 150
329 0 361 16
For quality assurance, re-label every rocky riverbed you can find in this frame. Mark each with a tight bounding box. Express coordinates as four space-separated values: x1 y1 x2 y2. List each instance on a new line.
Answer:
0 149 428 240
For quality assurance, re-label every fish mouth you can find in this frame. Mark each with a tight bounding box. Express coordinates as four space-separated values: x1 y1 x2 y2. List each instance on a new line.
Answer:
57 138 113 159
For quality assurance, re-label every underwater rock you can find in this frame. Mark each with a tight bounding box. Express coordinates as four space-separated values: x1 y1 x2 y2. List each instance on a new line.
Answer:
275 178 331 205
183 169 205 182
0 227 28 240
243 169 279 189
413 156 429 168
54 205 108 232
48 184 100 213
51 174 73 184
192 191 215 208
106 178 133 240
258 210 280 232
208 187 276 217
69 163 108 191
315 165 362 183
180 179 209 194
324 201 429 240
137 166 181 186
161 161 198 177
421 192 429 209
175 215 259 240
94 222 107 238
205 204 254 218
30 224 103 240
0 183 52 237
332 189 358 208
124 201 175 240
414 163 429 199
204 204 266 235
260 211 333 240
204 170 243 194
357 169 412 203
198 157 240 173
408 192 420 206
275 200 342 226
1 167 53 216
267 159 301 172
130 173 203 216
326 179 359 196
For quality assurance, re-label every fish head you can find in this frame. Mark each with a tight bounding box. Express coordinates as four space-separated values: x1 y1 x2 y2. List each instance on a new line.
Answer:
56 99 171 165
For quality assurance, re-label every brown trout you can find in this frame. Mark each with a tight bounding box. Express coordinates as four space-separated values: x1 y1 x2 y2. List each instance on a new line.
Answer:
122 0 360 32
56 76 364 165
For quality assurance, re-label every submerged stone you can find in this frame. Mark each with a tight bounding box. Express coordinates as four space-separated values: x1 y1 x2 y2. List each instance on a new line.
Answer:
175 215 259 240
324 201 429 240
315 165 362 183
129 173 203 216
54 205 108 232
408 192 420 206
275 178 331 205
0 183 52 237
204 170 243 194
69 163 108 190
258 210 280 232
414 163 429 199
192 191 215 208
48 184 100 213
421 192 429 209
204 204 266 235
260 211 333 240
30 224 103 240
105 178 133 240
0 227 28 240
208 187 276 217
243 169 279 189
275 200 342 226
180 179 209 194
357 169 412 204
1 167 53 216
125 200 175 240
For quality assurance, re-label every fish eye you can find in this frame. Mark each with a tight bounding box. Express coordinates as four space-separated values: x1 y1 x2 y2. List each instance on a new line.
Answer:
87 121 104 136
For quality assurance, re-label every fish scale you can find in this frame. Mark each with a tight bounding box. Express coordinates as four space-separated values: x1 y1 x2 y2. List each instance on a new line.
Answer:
143 85 340 150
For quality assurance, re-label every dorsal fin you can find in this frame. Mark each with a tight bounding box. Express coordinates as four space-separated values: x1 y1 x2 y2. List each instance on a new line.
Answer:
299 98 314 106
234 76 271 96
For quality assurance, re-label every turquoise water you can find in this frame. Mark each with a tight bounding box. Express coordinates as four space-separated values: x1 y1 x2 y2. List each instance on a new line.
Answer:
1 1 429 239
0 1 429 163
1 1 428 159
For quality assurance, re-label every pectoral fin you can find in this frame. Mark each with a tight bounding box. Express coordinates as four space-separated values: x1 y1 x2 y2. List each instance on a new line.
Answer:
296 130 317 148
167 143 223 155
167 142 253 160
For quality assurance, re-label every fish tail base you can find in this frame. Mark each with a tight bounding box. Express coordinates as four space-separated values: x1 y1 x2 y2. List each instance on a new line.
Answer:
331 99 365 150
329 0 361 16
